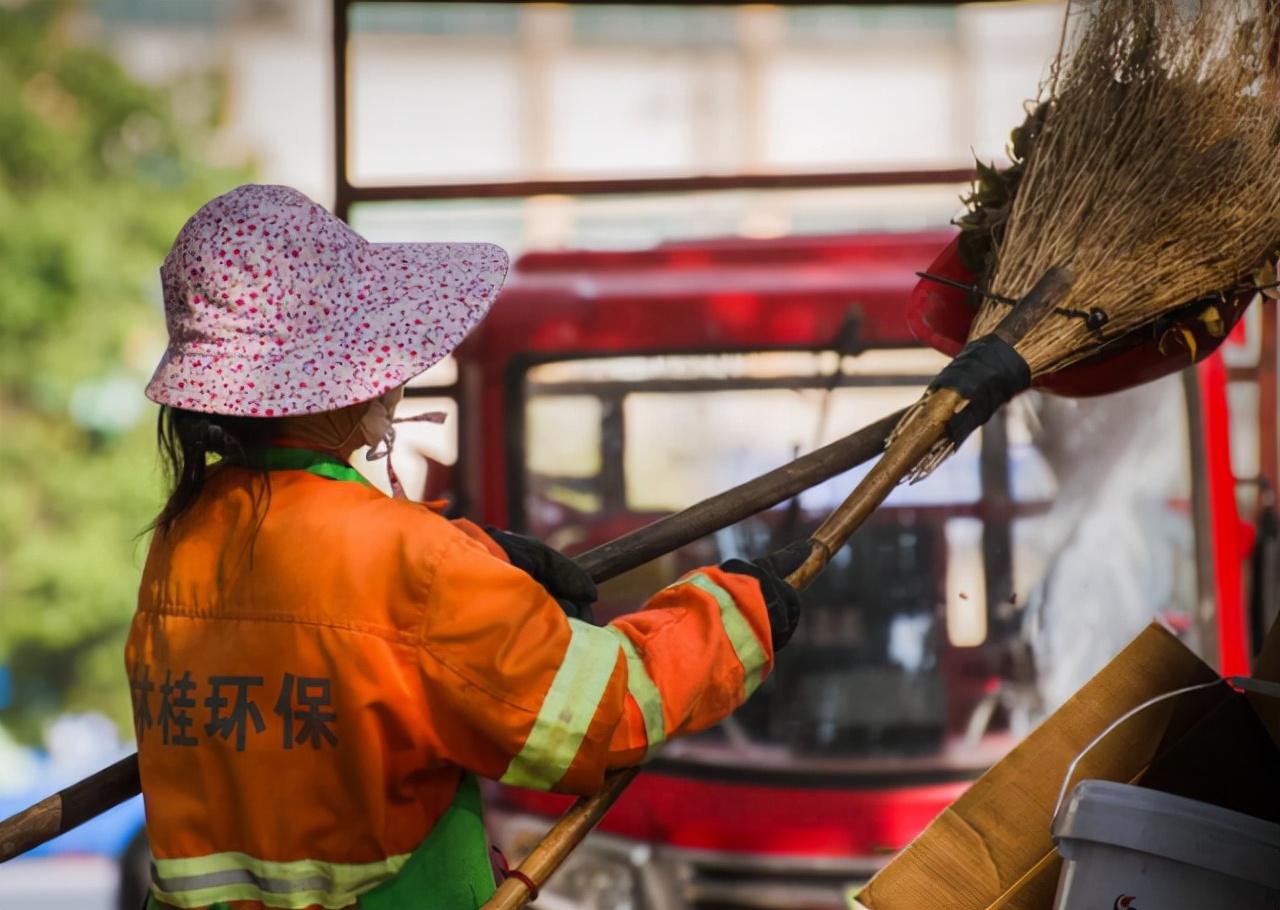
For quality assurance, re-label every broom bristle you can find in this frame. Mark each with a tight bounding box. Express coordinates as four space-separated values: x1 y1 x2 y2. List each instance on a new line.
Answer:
969 0 1280 375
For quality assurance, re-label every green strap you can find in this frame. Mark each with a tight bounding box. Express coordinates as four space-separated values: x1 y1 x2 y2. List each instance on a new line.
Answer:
358 773 496 910
261 447 375 488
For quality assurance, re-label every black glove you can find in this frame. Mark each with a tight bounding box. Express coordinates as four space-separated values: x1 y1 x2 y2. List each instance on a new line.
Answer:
720 540 812 652
484 527 598 623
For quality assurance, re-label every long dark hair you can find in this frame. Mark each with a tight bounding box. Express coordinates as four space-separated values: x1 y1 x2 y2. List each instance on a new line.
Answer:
152 406 282 535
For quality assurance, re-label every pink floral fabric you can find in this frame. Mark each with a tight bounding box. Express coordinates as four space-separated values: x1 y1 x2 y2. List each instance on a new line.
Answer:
146 184 509 416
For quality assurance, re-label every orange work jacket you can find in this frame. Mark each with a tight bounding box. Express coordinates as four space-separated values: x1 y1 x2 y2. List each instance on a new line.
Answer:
126 452 775 910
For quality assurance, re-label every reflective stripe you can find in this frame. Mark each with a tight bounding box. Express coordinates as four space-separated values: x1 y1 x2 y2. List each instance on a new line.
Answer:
604 625 666 760
150 852 408 910
500 618 622 789
685 572 769 698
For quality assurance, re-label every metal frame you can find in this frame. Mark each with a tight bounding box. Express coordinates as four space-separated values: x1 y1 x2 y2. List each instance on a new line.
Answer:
330 0 975 220
329 0 1278 500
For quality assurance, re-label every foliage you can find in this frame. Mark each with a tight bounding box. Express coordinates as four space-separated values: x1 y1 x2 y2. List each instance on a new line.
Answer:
0 0 248 743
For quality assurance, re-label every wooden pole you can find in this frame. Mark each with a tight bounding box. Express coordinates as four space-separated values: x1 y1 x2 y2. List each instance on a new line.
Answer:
0 409 903 865
0 756 139 863
574 408 904 580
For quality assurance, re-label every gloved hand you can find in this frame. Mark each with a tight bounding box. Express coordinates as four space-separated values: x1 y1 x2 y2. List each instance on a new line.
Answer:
484 527 598 623
720 540 812 652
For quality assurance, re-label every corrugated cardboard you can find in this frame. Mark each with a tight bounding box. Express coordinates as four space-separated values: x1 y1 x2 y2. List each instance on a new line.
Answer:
854 622 1280 910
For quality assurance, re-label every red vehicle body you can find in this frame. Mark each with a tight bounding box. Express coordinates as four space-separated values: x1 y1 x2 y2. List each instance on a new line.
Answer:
389 227 1267 910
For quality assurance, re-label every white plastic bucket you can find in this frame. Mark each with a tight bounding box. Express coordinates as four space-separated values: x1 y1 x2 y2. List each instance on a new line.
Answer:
1052 779 1280 910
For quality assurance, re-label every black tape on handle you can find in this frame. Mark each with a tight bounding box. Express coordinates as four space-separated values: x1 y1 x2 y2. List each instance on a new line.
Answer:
928 334 1031 445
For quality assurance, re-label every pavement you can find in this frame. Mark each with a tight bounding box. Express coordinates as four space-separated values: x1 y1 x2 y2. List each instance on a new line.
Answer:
0 856 118 910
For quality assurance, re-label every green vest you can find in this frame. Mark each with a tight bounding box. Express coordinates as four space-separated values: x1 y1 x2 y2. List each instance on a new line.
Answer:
358 772 496 910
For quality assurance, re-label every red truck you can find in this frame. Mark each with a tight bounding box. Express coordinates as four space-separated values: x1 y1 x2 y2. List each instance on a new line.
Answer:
386 227 1268 910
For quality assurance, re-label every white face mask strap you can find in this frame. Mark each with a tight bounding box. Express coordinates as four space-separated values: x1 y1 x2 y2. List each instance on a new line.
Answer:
392 411 447 426
364 426 405 498
363 407 447 500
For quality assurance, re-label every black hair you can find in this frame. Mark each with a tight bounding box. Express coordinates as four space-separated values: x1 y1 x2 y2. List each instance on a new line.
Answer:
152 406 282 535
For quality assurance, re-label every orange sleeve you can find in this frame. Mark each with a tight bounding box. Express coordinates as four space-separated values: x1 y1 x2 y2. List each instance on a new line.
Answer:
447 517 509 560
415 531 774 795
559 566 775 790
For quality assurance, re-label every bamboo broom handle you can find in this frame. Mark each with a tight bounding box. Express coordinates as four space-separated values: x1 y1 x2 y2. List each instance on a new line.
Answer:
790 264 1076 589
484 266 1075 910
788 388 963 588
486 767 643 910
0 411 905 865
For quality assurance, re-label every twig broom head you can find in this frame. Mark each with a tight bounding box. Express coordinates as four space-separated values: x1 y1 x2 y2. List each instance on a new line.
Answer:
792 0 1280 586
972 0 1280 376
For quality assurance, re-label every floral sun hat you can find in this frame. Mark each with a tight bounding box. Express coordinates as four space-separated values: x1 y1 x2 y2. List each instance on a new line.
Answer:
146 184 509 417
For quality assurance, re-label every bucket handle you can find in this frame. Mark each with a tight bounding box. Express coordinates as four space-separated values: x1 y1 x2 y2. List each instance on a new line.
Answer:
1052 679 1224 822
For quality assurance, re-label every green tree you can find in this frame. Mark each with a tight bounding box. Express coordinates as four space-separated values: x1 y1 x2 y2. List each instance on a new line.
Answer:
0 0 248 742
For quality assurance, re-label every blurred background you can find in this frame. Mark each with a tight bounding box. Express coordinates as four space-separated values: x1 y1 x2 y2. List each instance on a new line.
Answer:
11 2 1246 908
0 0 1063 741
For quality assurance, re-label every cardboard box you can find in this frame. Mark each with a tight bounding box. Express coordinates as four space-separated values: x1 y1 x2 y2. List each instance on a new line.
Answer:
853 621 1280 910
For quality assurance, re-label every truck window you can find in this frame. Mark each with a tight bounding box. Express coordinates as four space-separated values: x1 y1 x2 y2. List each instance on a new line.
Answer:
518 352 1203 768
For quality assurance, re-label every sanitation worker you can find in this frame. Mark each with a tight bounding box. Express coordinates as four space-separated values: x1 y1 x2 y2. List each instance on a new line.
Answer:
126 184 807 910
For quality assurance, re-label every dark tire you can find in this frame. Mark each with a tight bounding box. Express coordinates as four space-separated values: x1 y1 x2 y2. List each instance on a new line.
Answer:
117 829 151 910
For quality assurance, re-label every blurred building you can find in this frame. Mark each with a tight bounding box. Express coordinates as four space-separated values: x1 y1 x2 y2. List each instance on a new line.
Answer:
88 0 1066 250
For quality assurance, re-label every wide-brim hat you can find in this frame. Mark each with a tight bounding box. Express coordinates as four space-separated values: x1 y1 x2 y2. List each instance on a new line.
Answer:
146 184 509 417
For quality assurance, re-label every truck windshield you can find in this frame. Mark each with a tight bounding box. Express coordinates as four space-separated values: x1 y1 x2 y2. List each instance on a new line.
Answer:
519 350 1203 770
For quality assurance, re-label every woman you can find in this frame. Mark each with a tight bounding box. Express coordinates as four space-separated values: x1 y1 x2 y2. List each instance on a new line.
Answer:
127 184 806 910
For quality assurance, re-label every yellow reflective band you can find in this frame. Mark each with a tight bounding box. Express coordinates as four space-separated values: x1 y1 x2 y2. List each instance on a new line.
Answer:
686 572 769 698
151 851 409 909
500 618 622 789
605 625 666 761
